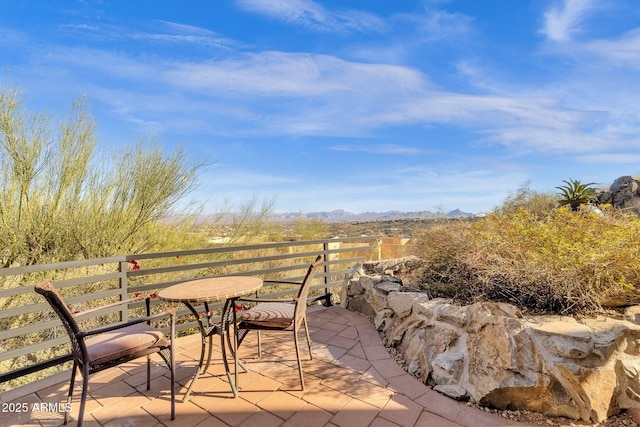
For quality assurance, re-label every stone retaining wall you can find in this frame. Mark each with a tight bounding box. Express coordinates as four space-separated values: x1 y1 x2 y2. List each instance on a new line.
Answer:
340 257 640 422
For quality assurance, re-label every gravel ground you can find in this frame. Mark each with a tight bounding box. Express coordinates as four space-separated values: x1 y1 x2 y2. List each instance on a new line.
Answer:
474 403 639 426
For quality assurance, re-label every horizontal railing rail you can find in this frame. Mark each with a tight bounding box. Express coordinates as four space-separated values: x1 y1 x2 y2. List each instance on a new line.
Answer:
0 237 376 388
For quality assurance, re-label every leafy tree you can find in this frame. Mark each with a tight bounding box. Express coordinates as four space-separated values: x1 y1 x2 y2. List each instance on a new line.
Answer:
0 87 203 266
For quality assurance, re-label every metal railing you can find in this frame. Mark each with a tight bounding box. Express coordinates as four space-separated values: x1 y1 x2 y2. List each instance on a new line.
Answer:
0 237 375 389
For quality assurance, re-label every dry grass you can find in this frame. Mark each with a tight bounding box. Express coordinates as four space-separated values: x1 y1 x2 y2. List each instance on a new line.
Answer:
412 206 640 315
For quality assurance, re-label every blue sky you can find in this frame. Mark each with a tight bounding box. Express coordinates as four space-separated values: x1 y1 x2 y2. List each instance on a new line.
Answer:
1 0 639 214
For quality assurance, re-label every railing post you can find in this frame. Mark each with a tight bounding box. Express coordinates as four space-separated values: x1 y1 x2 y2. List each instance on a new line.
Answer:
119 259 129 323
322 242 332 306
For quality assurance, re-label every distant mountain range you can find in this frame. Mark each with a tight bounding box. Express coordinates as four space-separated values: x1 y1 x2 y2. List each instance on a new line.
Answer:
197 208 476 225
269 209 476 223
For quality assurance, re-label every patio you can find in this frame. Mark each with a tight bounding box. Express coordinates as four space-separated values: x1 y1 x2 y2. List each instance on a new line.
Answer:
1 306 523 427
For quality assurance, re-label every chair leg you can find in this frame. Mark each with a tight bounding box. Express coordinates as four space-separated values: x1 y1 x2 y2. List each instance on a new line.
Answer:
77 366 90 427
257 331 262 358
303 317 313 360
146 354 151 390
64 362 78 425
293 329 305 391
170 346 176 420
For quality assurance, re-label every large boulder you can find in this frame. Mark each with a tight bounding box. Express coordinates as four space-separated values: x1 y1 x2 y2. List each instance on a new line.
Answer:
343 258 640 423
598 175 640 213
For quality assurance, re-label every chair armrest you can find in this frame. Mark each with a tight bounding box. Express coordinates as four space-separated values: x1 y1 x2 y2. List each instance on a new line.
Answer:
78 308 175 338
238 279 303 304
73 296 145 318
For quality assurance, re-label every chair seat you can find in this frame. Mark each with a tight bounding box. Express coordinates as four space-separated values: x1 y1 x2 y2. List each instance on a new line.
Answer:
35 280 176 426
239 302 295 327
86 323 169 366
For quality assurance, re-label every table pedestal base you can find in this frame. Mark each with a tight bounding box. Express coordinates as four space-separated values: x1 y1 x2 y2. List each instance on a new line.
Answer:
182 299 244 401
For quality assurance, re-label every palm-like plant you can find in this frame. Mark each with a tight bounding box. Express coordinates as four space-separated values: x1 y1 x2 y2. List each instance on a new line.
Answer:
556 179 597 202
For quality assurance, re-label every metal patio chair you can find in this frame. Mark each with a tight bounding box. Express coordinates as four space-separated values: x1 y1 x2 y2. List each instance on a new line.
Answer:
234 255 323 391
35 280 175 426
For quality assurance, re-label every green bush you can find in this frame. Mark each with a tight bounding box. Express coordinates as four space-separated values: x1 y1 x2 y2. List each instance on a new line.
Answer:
413 206 640 314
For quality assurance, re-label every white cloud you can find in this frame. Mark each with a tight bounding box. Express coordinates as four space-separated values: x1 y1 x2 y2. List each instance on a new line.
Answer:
60 20 243 50
206 168 299 187
163 51 429 98
235 0 384 33
587 28 640 69
138 21 244 50
264 162 528 213
578 153 640 164
365 93 615 152
329 144 428 155
43 46 155 80
395 8 472 42
157 49 634 151
17 25 637 157
541 0 596 42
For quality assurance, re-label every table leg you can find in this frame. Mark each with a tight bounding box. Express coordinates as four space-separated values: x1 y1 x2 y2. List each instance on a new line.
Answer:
220 298 239 397
181 300 243 400
182 303 207 402
226 309 250 375
232 299 239 391
203 303 214 374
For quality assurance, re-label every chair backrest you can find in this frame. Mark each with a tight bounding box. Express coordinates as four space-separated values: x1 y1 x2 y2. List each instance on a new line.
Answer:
293 255 324 329
35 280 87 362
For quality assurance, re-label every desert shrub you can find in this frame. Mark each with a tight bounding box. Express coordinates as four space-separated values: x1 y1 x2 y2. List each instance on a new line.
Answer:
412 206 640 314
497 181 557 216
0 87 204 266
411 221 475 299
293 217 329 240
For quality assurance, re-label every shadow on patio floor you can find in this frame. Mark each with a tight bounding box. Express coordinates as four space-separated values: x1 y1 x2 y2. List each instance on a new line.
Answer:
1 306 526 427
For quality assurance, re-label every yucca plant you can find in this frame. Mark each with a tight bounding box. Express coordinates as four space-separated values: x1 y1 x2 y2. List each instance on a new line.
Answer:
556 179 597 202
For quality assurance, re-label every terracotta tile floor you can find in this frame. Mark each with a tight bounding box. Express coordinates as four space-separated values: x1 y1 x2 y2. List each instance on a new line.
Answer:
1 306 527 427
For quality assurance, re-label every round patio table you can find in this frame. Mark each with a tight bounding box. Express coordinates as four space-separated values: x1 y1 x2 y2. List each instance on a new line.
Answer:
158 276 263 400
